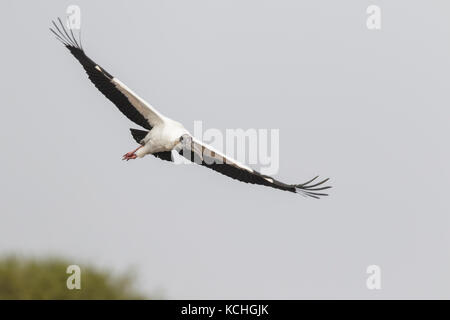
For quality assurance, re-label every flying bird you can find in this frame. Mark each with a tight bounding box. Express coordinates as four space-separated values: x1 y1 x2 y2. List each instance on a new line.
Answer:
50 18 331 198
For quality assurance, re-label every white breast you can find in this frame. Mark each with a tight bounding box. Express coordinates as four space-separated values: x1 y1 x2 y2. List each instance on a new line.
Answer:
140 119 189 156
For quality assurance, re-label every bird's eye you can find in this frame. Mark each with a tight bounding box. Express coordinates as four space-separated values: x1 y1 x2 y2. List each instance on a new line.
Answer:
179 136 184 142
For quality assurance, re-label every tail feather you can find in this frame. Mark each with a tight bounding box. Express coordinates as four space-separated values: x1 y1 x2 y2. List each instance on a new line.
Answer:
130 128 149 145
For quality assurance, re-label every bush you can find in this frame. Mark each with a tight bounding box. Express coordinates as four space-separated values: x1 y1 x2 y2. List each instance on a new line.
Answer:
0 256 145 299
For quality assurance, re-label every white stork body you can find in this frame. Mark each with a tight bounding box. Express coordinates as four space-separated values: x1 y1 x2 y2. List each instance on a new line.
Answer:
110 78 190 156
50 18 331 198
137 120 189 157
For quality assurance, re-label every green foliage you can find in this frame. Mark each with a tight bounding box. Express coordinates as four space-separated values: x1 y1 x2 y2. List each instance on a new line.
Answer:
0 256 146 299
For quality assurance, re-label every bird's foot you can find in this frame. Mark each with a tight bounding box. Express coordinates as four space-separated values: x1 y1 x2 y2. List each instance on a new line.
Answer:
122 152 137 161
122 145 143 161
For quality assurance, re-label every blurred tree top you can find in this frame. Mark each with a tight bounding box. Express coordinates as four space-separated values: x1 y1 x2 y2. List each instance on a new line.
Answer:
0 256 146 299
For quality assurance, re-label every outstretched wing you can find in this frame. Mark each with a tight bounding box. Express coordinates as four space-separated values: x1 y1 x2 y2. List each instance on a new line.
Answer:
50 18 165 130
178 136 331 198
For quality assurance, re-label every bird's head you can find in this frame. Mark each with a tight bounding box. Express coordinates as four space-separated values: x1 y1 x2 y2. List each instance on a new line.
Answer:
175 134 192 153
179 134 191 145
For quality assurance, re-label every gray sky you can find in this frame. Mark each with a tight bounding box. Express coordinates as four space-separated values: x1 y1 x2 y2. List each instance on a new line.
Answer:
1 0 450 299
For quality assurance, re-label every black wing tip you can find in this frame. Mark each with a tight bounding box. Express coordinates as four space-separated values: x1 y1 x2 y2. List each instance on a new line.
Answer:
295 176 332 199
50 17 83 51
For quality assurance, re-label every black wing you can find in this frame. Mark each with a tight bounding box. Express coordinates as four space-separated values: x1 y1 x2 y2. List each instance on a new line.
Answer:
179 136 331 198
50 18 155 130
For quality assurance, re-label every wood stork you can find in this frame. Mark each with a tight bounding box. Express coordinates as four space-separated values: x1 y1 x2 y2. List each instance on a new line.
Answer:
50 18 331 198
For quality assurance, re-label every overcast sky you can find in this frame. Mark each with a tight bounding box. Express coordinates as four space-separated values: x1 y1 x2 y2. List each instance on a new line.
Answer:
1 0 450 299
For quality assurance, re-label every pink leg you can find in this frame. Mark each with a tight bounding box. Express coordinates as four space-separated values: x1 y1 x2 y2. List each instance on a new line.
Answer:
122 146 143 161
